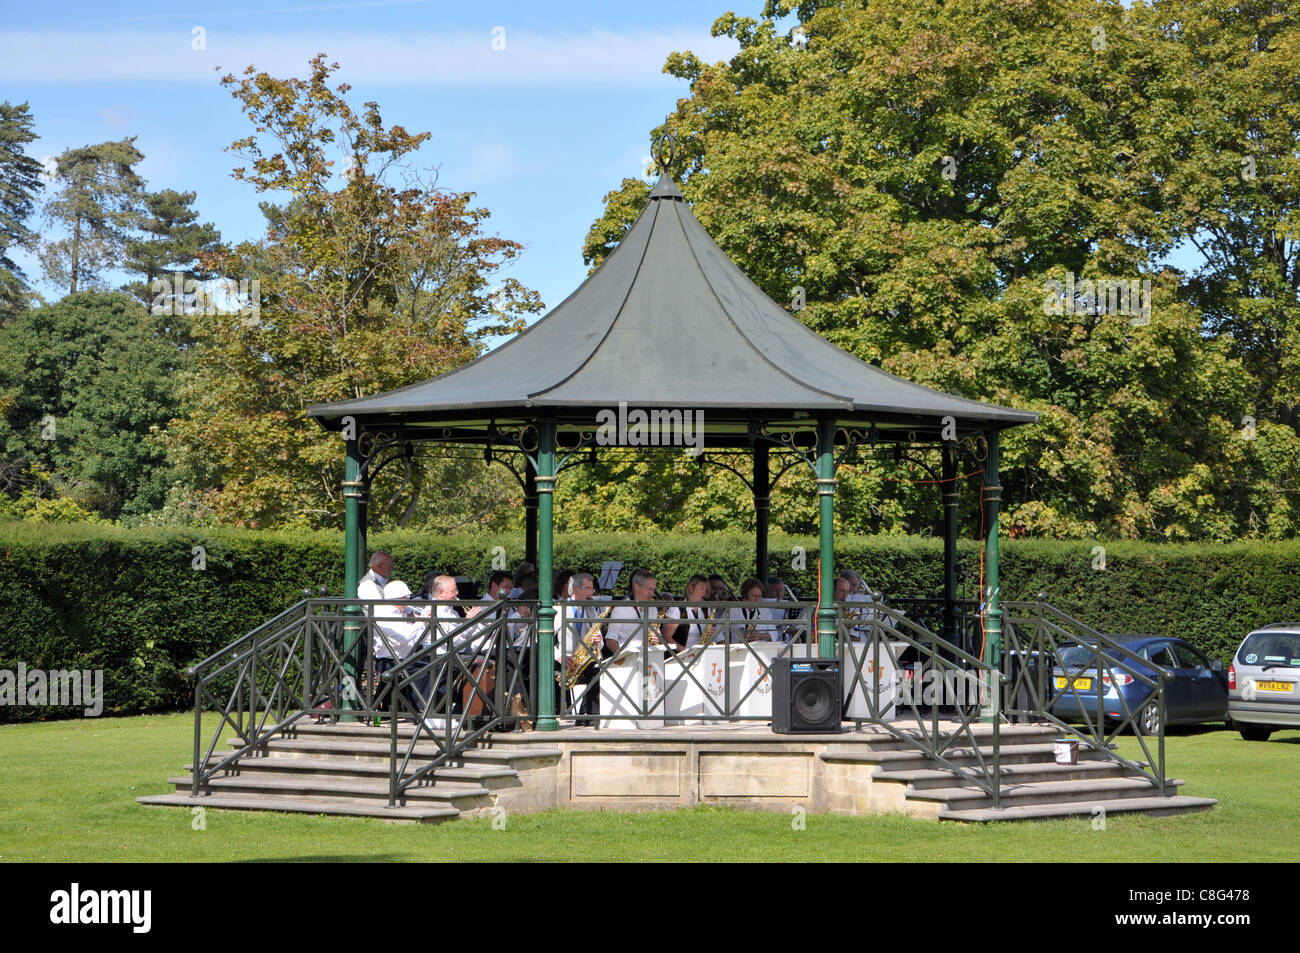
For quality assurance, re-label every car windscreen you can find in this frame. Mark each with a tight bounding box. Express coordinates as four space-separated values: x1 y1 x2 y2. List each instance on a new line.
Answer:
1056 644 1136 668
1238 632 1300 669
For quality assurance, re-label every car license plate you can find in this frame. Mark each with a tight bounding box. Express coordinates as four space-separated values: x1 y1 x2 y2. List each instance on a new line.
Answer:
1055 676 1092 690
1256 680 1294 693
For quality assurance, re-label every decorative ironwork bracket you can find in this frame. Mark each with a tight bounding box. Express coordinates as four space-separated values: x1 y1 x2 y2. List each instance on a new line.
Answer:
748 421 820 472
355 429 422 526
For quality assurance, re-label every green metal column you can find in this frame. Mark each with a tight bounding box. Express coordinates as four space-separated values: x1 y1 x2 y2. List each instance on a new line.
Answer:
942 442 959 649
535 419 558 731
754 441 770 583
815 417 837 659
524 462 538 569
982 429 1003 719
342 442 363 716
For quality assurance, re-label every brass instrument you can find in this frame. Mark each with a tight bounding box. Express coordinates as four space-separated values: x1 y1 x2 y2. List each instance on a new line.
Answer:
698 618 719 648
646 606 664 648
559 604 614 690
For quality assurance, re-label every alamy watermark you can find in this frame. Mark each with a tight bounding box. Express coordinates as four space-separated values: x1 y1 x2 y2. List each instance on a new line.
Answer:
1042 272 1151 326
151 271 261 326
895 665 985 707
0 663 104 716
595 402 704 456
50 883 150 933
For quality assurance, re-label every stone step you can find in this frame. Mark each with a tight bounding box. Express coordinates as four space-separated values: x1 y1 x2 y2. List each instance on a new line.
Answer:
939 794 1218 823
908 776 1185 812
137 792 460 824
167 774 493 812
822 741 1118 770
456 746 562 768
227 735 561 769
875 759 1137 790
189 756 519 787
475 722 1064 752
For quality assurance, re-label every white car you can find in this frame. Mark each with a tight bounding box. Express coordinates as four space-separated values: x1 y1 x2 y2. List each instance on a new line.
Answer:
1228 624 1300 741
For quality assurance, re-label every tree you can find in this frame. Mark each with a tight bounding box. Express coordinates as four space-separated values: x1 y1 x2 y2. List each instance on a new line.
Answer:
582 0 1298 541
0 101 43 319
166 55 543 528
122 188 221 307
1147 0 1300 432
0 291 181 518
39 138 145 294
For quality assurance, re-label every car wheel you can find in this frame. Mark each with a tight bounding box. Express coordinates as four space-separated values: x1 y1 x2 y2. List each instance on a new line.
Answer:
1135 700 1161 736
1239 724 1272 742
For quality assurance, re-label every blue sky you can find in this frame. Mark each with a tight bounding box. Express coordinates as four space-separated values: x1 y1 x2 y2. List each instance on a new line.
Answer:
1 0 753 324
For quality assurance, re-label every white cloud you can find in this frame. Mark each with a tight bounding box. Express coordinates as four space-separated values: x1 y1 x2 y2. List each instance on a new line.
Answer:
0 28 737 87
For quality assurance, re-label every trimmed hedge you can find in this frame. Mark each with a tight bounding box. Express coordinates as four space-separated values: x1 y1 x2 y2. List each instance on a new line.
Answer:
2 522 1298 719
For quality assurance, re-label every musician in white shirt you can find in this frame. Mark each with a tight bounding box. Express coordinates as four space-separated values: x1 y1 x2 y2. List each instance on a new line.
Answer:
427 575 489 656
604 568 666 654
836 572 875 642
673 575 713 649
357 551 393 601
729 578 779 642
481 570 514 603
553 571 602 716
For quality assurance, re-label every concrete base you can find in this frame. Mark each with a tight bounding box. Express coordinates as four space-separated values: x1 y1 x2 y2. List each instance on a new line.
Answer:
484 721 907 816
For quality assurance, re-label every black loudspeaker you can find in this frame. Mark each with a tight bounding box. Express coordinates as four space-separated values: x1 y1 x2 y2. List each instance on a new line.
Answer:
771 657 842 734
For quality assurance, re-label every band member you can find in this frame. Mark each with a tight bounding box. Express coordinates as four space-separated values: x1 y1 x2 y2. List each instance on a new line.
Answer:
605 568 665 654
707 574 731 601
358 550 394 600
481 570 514 603
672 575 711 649
768 575 806 641
729 577 778 642
555 571 601 717
836 572 874 642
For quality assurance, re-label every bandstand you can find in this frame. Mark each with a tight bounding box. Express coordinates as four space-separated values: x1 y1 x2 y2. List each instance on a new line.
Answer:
139 150 1216 824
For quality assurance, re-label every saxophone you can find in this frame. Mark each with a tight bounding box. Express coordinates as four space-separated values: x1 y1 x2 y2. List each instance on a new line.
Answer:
696 605 725 648
645 605 664 648
559 604 614 690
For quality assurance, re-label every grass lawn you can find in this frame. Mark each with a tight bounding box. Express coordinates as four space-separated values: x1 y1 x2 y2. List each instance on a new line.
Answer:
1 712 1295 862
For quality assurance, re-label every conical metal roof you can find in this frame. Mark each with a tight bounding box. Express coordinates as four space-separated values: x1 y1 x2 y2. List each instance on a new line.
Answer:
309 173 1035 432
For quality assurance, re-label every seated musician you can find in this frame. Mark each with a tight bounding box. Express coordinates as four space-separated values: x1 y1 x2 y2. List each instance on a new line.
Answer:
766 575 806 642
510 561 536 599
707 574 730 602
604 568 669 654
373 579 433 711
422 575 492 712
481 570 514 603
554 572 601 663
672 575 712 649
506 589 535 647
551 572 601 715
729 577 779 642
836 572 874 642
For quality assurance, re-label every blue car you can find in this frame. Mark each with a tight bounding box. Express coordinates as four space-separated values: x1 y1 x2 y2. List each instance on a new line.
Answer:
1049 636 1229 735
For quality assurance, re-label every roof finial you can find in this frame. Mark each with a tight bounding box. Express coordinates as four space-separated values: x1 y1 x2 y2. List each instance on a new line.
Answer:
652 132 679 173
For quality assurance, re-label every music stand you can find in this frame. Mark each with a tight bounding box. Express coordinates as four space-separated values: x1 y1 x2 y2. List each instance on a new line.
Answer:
598 561 623 593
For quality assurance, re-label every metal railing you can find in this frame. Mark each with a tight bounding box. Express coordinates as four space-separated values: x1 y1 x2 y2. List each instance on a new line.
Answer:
188 592 1168 810
1001 598 1168 795
187 596 529 799
838 601 1004 806
381 606 532 805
